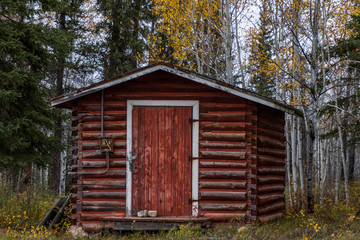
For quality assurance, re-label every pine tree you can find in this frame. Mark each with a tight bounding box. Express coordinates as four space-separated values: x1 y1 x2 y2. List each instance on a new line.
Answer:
97 0 153 79
0 1 57 170
248 0 275 97
44 0 86 194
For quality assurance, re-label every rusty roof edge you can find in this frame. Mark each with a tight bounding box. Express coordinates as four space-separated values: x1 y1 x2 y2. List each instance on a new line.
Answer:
51 64 295 114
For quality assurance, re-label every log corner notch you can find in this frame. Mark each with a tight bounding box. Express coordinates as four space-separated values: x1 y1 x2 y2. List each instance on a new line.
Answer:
247 102 258 223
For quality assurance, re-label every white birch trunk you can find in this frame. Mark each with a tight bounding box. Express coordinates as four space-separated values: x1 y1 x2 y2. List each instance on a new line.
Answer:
336 117 350 204
335 140 340 203
190 0 203 75
44 166 49 190
297 120 305 196
234 7 245 88
39 166 43 186
291 115 299 199
285 115 293 207
222 0 233 82
59 150 66 195
319 139 327 205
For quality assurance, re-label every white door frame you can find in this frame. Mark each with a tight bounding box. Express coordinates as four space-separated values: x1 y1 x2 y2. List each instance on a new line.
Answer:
126 100 199 217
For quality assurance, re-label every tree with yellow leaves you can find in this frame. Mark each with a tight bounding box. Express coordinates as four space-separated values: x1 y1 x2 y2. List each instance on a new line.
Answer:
247 0 276 97
148 0 243 82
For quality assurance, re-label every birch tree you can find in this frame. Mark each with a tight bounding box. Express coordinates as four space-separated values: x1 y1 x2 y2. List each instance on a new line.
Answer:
149 0 252 82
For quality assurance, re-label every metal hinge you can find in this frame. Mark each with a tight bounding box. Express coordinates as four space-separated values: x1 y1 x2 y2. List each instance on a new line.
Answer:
189 156 200 162
189 118 199 124
188 198 198 204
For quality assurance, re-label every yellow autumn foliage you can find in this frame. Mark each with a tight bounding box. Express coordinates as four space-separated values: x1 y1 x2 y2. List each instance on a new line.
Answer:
148 0 228 74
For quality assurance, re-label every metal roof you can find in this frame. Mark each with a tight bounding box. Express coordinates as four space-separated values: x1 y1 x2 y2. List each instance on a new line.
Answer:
51 62 295 114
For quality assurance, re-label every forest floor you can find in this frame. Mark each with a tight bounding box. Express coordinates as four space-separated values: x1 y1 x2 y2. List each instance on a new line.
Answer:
0 204 359 240
1 184 360 239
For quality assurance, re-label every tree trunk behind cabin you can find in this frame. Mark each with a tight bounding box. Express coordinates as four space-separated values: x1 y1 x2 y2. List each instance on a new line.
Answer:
291 115 298 205
306 124 315 213
285 115 293 208
297 119 305 198
50 11 66 194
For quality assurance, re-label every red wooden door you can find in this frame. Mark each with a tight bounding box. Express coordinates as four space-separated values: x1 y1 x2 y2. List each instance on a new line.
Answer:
131 106 192 216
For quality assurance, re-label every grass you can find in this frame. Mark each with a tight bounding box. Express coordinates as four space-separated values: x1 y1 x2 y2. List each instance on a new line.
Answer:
1 183 360 239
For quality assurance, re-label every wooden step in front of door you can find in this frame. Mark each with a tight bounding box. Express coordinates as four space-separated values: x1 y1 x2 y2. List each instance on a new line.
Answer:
102 216 211 231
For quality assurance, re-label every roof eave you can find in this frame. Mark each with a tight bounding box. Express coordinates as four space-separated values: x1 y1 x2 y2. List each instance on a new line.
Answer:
51 64 295 114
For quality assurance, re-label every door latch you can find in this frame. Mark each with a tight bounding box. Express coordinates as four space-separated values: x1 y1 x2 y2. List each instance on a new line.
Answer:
128 155 137 171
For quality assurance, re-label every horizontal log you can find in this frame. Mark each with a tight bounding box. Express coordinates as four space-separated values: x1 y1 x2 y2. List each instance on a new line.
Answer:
201 151 246 160
257 136 284 149
82 141 126 150
257 148 285 158
200 191 247 201
82 206 125 212
105 95 238 103
81 213 125 221
258 105 284 117
78 103 125 112
200 103 247 111
257 167 285 175
257 184 284 194
83 191 126 199
199 181 247 189
81 160 126 168
200 132 246 142
257 201 285 215
199 203 247 211
257 127 285 141
82 122 126 131
200 123 246 131
257 193 285 205
113 83 212 92
258 156 284 166
82 200 125 207
257 176 284 185
72 115 81 122
82 151 126 159
104 91 228 98
257 118 283 133
200 171 247 179
80 170 126 178
82 223 104 233
81 114 126 122
203 213 246 221
200 142 246 149
81 180 126 190
200 113 248 122
258 211 284 223
81 132 126 140
200 161 247 168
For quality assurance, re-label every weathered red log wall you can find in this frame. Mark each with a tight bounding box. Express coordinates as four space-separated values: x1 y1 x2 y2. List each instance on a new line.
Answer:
70 71 285 231
254 105 286 222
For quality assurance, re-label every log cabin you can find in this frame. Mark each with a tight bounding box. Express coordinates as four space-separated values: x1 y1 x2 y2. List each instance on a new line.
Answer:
52 63 295 232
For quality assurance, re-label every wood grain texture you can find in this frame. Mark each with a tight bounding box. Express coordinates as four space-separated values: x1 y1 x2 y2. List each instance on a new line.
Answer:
131 106 192 217
256 105 286 222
